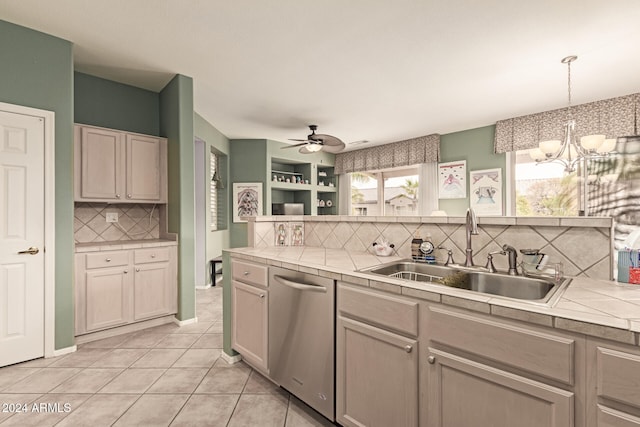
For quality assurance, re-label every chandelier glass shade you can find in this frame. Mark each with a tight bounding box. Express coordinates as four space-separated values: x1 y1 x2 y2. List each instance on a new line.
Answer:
530 56 615 172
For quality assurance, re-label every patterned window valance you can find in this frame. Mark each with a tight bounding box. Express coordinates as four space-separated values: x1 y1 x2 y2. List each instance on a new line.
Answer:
494 93 640 153
335 134 440 174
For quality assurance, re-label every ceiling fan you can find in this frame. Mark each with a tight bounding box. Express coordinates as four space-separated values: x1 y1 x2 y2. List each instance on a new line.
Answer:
282 125 346 154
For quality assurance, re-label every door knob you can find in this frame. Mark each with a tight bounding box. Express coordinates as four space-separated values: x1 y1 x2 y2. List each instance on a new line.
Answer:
18 247 39 255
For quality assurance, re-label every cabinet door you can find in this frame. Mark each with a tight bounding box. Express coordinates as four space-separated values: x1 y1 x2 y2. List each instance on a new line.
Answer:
427 348 573 427
232 280 268 371
85 267 132 332
79 126 125 200
336 316 418 427
126 134 164 201
133 262 172 320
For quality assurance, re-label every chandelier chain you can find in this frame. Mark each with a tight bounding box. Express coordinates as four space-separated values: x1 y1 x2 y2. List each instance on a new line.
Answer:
567 59 572 119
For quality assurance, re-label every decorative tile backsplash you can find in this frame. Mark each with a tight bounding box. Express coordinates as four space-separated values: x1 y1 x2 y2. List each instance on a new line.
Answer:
250 217 612 280
74 203 160 243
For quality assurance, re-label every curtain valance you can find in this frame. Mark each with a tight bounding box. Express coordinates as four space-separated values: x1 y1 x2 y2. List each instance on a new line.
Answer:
335 134 440 174
494 93 639 153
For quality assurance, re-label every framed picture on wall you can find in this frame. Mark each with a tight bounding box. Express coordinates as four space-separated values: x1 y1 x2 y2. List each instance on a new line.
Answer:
470 168 503 215
438 160 467 199
232 182 263 223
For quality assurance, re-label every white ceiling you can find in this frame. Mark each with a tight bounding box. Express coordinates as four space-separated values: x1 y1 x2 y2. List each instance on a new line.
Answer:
2 1 640 149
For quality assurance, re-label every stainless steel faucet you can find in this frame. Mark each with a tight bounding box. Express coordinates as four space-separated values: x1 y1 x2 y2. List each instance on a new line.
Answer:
464 208 479 267
502 244 519 275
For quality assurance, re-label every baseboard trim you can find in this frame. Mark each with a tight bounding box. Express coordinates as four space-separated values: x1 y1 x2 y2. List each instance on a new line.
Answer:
220 351 242 365
75 315 175 345
51 345 77 358
173 316 198 326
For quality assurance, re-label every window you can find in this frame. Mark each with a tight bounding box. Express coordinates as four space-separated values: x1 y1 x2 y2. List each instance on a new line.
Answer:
513 149 580 216
350 166 419 216
210 151 219 230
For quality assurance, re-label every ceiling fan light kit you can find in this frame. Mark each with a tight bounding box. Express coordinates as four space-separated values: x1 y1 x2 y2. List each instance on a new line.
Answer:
530 55 615 172
283 124 346 154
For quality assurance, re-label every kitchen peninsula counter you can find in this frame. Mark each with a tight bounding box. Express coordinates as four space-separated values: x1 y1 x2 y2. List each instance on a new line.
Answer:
225 246 640 345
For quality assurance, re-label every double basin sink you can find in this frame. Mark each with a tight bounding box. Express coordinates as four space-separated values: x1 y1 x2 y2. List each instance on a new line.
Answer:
359 260 571 304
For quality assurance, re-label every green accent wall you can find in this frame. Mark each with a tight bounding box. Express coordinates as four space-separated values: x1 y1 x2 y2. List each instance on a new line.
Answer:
160 75 196 321
228 139 269 248
74 72 160 135
194 112 230 279
439 125 506 216
0 20 75 350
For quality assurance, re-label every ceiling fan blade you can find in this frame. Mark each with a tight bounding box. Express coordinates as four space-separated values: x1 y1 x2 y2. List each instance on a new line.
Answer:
288 138 310 142
321 142 346 153
314 134 344 146
281 142 310 149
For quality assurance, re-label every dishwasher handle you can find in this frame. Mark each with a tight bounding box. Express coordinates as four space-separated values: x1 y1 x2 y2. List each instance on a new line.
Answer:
273 275 327 293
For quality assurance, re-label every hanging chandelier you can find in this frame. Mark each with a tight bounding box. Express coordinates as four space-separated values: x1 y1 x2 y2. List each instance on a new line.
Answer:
529 55 616 172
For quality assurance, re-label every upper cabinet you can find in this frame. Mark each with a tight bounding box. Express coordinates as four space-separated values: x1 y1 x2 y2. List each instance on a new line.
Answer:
74 124 167 203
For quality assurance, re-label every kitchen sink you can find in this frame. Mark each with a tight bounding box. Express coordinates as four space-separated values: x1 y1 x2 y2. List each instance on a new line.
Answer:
360 260 571 304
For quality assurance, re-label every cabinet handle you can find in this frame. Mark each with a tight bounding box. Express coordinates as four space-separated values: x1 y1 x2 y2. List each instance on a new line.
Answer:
124 270 128 274
404 345 413 353
116 194 121 199
136 268 140 272
127 194 132 198
427 355 436 364
243 271 250 276
151 254 156 258
105 258 111 262
259 294 265 298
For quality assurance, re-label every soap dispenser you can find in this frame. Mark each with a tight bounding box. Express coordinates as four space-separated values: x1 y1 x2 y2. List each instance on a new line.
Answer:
411 232 423 261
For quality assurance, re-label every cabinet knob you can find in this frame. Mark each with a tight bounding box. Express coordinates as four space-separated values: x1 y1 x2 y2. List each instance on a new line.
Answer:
404 345 413 353
127 194 132 198
116 194 121 199
243 271 250 276
427 355 436 364
151 254 156 258
259 294 265 298
124 270 128 274
136 268 140 272
105 258 111 262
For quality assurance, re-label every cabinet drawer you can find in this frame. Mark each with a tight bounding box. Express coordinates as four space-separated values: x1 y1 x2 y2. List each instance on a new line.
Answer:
232 260 268 288
338 283 418 337
134 247 171 264
425 304 575 385
596 347 640 410
85 251 129 269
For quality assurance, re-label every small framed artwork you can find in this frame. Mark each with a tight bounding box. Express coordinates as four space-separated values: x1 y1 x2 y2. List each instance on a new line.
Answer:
290 222 304 246
274 222 289 246
470 168 503 215
232 182 263 223
438 161 467 199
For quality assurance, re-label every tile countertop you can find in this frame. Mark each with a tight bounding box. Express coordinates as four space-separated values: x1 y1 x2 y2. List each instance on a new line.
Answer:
225 246 640 346
75 238 178 253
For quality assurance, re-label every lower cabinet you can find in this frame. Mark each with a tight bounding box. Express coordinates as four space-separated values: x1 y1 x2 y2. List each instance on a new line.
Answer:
336 316 418 427
587 339 640 427
336 282 419 427
231 280 269 372
426 348 573 427
134 262 173 320
85 267 132 331
230 259 269 373
75 245 177 335
421 303 582 427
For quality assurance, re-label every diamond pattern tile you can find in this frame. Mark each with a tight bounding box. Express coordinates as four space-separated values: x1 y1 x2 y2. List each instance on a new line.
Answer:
248 219 612 278
74 203 160 243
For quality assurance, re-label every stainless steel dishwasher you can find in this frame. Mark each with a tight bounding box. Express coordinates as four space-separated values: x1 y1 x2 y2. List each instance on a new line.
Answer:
268 266 335 421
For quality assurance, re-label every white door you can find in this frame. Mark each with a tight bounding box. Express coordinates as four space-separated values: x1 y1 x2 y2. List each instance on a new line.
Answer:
0 110 45 367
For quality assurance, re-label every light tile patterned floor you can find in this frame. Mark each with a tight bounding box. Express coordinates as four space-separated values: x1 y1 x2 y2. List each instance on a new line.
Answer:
0 287 334 426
